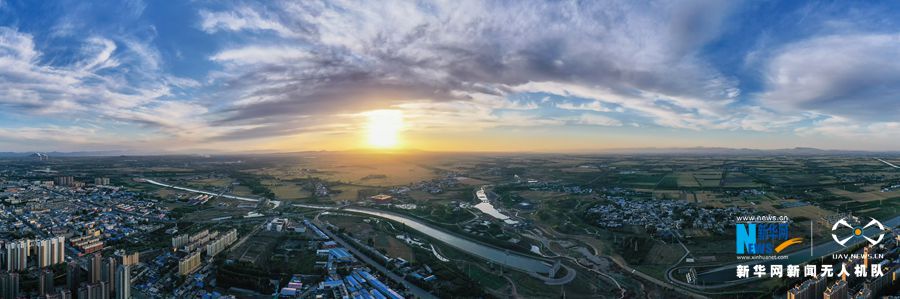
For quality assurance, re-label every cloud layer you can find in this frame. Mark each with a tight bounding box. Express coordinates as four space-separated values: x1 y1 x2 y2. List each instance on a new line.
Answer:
761 33 900 121
0 0 898 151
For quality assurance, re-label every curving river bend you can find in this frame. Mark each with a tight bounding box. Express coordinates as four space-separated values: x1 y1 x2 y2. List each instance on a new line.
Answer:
294 204 556 274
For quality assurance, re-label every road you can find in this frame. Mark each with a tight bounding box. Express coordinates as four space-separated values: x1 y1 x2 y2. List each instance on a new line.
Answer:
142 178 282 210
609 255 709 299
876 157 900 168
313 215 438 299
141 178 262 202
539 226 705 299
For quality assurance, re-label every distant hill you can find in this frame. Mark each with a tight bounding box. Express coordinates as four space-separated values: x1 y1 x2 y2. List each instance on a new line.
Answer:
592 147 894 155
0 151 127 157
0 147 896 157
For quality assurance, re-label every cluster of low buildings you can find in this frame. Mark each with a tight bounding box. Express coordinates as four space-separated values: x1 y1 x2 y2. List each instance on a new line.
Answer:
596 186 650 197
0 179 171 260
0 173 240 299
134 251 186 297
70 234 104 255
881 183 900 193
314 182 330 197
405 174 462 194
723 189 767 197
680 206 753 234
358 194 418 211
309 251 405 299
512 175 594 195
0 174 158 299
312 269 403 299
275 220 408 299
587 196 752 236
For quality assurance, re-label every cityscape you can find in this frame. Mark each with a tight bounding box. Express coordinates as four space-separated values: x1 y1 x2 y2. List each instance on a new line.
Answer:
1 1 900 299
0 153 897 298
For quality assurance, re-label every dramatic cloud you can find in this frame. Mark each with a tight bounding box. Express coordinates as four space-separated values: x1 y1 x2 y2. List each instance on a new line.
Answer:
1 0 899 151
760 33 900 121
202 0 743 131
0 26 208 141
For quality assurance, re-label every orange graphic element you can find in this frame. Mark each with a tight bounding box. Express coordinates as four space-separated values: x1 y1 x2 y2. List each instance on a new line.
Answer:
774 238 804 253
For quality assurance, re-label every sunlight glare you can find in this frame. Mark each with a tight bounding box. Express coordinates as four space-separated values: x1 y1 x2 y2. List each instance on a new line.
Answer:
365 110 404 148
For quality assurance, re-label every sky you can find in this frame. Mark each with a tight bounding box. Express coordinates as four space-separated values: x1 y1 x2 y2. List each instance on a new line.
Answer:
1 0 899 153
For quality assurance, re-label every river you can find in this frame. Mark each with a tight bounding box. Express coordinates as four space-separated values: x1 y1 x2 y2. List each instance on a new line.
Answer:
144 180 562 278
294 204 555 274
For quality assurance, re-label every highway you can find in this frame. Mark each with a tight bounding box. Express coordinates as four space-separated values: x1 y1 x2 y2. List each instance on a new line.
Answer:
141 178 262 202
142 179 283 211
876 157 900 168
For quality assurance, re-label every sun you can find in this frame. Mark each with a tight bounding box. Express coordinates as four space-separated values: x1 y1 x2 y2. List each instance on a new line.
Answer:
364 110 404 148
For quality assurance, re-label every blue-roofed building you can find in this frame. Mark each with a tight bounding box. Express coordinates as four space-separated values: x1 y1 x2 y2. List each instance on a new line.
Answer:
358 270 403 299
304 220 329 239
345 277 357 291
346 276 362 290
330 248 354 262
320 278 344 289
369 289 387 299
352 271 367 284
280 287 298 297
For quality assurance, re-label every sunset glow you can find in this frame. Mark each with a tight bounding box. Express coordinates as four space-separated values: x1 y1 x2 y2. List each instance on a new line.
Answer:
365 110 404 148
2 2 900 298
0 1 898 153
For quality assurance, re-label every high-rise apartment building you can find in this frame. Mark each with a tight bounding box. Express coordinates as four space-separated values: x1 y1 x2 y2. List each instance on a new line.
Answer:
91 253 102 284
94 177 110 185
78 282 109 299
39 269 54 296
823 280 848 299
66 261 80 294
178 251 202 276
121 252 139 266
0 271 20 299
103 257 117 296
5 240 29 271
115 265 130 299
55 176 75 187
